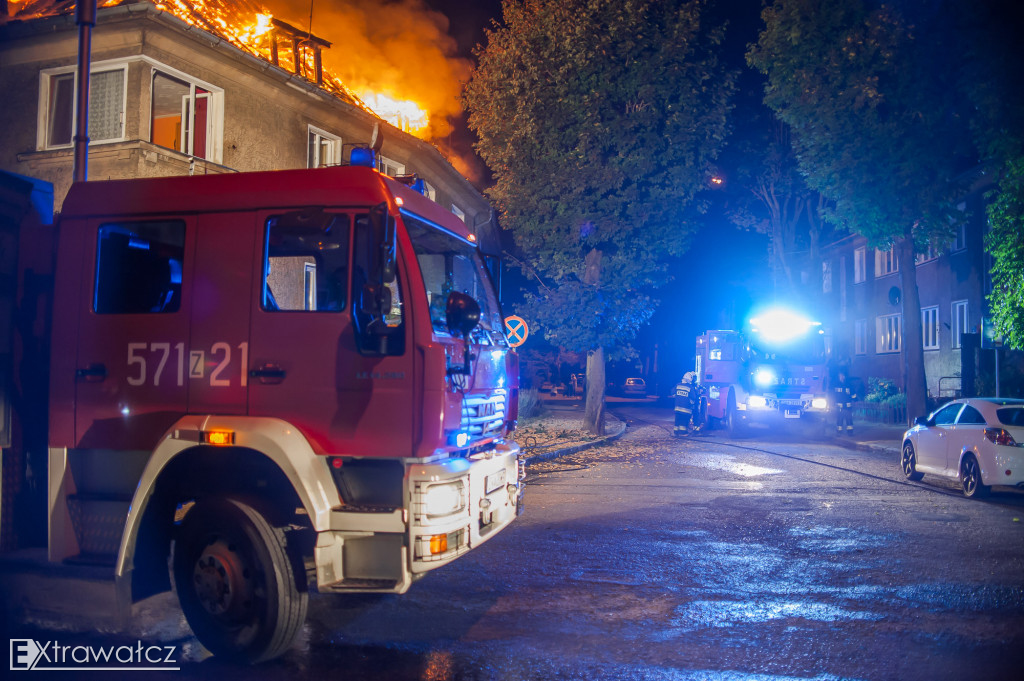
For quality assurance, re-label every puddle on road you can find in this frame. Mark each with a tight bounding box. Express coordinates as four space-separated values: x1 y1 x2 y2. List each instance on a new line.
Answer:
666 597 883 633
687 454 785 478
788 525 894 553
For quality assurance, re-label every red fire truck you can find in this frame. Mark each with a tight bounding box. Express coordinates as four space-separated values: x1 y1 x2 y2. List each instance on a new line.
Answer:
0 164 522 662
696 309 830 436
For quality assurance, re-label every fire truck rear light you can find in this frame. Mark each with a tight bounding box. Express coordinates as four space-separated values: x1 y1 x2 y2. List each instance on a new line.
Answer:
984 428 1017 446
203 430 234 446
330 457 343 469
429 534 448 555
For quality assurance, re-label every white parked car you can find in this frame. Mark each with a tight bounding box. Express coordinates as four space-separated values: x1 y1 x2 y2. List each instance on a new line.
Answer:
901 398 1024 497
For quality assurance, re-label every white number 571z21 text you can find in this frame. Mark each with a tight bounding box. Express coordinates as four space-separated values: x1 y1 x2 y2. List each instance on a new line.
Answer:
126 342 249 388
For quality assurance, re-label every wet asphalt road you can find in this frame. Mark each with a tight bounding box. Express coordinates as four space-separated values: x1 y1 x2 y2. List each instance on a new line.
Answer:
11 405 1024 679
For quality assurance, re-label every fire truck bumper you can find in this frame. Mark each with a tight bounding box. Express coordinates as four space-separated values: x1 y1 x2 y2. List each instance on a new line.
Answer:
313 441 522 594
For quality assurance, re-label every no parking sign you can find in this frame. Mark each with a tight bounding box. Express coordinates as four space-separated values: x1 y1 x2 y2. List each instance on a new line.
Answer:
504 316 529 347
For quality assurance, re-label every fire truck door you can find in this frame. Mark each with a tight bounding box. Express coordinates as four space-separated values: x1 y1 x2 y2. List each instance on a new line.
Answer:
247 209 414 457
186 212 255 415
73 218 194 449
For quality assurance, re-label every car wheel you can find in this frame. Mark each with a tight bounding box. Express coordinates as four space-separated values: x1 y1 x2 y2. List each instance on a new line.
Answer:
173 497 308 663
960 454 989 498
901 441 924 481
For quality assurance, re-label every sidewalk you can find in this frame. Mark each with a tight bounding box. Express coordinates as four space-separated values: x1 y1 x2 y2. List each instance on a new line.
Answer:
822 419 908 456
512 402 627 463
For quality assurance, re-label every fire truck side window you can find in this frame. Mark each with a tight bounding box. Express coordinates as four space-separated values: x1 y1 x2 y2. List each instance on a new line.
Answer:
94 220 185 314
262 211 350 312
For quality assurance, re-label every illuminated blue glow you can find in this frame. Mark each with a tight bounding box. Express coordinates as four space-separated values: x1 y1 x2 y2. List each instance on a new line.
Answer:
753 368 776 387
120 405 130 416
490 350 505 361
455 432 470 447
749 307 821 343
748 395 768 408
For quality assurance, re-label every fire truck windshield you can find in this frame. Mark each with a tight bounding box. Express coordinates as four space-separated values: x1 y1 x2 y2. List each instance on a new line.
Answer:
404 212 501 336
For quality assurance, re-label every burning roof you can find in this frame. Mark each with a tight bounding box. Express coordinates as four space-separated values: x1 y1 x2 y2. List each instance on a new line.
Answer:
3 0 453 138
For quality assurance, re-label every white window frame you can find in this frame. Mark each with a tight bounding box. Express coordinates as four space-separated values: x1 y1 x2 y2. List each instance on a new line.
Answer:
307 125 341 168
950 202 968 252
451 204 466 224
874 246 898 277
855 319 867 355
921 306 939 350
952 300 968 349
915 242 939 265
822 259 832 293
147 58 224 164
854 246 866 283
379 156 405 177
38 60 129 150
422 180 436 202
876 313 902 354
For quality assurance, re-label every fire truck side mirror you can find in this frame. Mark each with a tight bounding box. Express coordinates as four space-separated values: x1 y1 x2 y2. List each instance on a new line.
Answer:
446 291 480 338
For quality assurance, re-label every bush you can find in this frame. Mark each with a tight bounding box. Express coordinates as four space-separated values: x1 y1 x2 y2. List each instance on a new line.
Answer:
864 377 905 408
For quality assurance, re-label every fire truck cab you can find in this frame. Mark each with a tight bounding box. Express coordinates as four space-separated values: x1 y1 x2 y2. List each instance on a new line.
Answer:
0 166 522 662
696 310 830 436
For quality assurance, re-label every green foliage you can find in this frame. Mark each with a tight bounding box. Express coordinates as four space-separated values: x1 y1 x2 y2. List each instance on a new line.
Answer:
747 0 972 246
986 157 1024 350
465 0 735 357
864 377 903 408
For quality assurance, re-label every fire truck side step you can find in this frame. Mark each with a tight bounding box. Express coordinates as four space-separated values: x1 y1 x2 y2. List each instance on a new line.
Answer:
319 577 400 590
66 494 132 558
331 503 399 513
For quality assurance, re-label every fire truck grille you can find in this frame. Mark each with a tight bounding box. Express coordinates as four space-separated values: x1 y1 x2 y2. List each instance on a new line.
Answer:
461 391 506 438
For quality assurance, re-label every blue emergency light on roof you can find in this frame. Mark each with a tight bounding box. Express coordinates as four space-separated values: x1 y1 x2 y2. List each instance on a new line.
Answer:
350 147 376 168
749 307 821 343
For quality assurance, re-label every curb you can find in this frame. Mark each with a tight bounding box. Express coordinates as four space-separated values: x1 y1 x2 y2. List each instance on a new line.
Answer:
521 418 629 465
826 436 900 457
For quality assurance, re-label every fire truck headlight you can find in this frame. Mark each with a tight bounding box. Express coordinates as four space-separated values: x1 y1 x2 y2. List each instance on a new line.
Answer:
753 368 775 387
748 395 768 408
424 482 464 517
812 397 828 410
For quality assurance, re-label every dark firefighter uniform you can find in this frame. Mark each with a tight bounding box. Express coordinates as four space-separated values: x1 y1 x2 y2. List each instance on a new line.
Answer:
834 375 856 434
674 373 696 437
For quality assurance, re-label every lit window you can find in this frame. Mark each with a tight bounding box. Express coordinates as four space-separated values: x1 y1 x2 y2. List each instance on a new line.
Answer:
855 319 867 355
40 64 126 149
150 68 222 162
875 246 898 277
921 306 939 350
307 126 341 167
952 300 968 349
379 156 406 177
876 314 902 354
854 247 866 283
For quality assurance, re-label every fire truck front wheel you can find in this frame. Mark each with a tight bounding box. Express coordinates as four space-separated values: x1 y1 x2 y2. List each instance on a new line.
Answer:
726 394 746 438
173 497 308 663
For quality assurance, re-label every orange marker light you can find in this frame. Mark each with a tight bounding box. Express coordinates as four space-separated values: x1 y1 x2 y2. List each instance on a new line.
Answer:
429 534 448 555
395 196 404 206
204 430 235 446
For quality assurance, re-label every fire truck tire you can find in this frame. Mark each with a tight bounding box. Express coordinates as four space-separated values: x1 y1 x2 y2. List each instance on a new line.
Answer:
173 497 308 663
726 395 745 438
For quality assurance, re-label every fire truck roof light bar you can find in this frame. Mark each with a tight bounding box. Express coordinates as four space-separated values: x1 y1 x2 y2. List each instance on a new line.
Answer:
749 307 821 343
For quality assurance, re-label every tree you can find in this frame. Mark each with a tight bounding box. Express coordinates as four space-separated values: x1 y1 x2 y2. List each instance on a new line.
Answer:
986 158 1024 349
465 0 734 432
748 0 975 422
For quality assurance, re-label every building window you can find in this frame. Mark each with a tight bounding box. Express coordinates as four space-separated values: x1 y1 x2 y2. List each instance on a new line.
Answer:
451 204 466 224
915 242 939 265
379 156 405 176
950 223 967 252
422 180 436 202
875 246 898 277
952 300 968 349
855 319 867 355
39 64 126 149
876 314 901 354
150 68 222 162
822 259 832 293
921 306 939 350
307 126 341 167
854 247 866 283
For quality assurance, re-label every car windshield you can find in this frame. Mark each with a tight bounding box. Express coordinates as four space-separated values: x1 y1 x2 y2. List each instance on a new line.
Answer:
996 407 1024 427
404 211 502 338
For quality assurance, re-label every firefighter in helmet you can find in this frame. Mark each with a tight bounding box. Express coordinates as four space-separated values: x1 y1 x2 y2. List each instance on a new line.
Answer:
674 371 697 437
834 369 856 435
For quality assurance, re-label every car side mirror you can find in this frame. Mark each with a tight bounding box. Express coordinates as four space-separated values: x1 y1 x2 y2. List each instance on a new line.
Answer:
913 415 929 427
446 291 480 338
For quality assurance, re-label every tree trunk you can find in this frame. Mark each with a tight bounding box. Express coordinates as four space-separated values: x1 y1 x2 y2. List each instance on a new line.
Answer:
897 235 928 426
584 346 606 435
